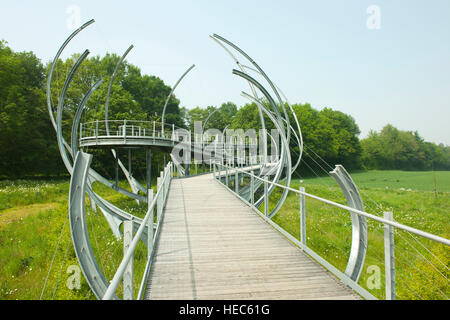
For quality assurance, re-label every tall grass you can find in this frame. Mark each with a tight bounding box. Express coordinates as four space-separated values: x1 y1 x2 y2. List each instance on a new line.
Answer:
0 179 149 300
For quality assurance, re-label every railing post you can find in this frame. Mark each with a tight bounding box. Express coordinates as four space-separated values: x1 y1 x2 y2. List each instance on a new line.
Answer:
225 166 229 187
153 121 155 139
95 120 99 144
123 219 134 300
147 190 154 259
235 170 239 193
79 123 83 141
156 177 161 221
157 175 163 220
264 176 268 217
146 148 152 190
114 150 119 190
123 120 127 143
299 186 306 246
384 211 396 300
250 171 254 206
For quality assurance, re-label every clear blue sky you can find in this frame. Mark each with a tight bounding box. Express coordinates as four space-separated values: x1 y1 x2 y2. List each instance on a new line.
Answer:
1 0 449 145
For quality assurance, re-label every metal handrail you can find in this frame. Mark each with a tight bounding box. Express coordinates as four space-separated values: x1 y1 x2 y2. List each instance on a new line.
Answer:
215 163 450 246
79 120 260 148
214 162 450 299
102 161 173 300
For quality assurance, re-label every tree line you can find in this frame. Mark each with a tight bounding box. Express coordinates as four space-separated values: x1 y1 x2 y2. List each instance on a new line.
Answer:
0 41 449 178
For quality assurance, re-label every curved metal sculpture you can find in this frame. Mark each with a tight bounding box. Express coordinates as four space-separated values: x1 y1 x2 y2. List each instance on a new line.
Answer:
330 165 367 281
161 64 195 137
211 34 295 218
211 34 368 278
104 44 147 199
47 19 158 299
105 44 134 135
69 151 119 299
48 19 368 298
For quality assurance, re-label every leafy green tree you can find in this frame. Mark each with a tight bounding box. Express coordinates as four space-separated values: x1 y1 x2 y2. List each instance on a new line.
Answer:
0 41 64 177
360 124 449 170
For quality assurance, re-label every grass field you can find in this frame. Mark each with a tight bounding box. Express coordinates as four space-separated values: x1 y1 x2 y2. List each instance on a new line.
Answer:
267 170 450 300
298 170 450 192
0 179 150 300
0 170 448 300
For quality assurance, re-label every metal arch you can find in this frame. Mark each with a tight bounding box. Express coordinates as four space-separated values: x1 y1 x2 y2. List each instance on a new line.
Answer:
56 49 90 174
241 92 291 218
229 67 292 218
161 64 195 136
103 44 147 196
105 44 134 135
69 151 119 300
46 19 147 201
266 130 280 164
69 81 147 236
240 63 304 172
69 152 151 298
47 19 95 131
202 107 221 132
232 70 290 172
71 79 104 156
47 20 155 300
209 35 269 165
329 165 367 282
212 34 292 144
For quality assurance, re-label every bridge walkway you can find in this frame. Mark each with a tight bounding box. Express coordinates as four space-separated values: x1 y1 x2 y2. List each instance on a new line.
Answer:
144 173 360 300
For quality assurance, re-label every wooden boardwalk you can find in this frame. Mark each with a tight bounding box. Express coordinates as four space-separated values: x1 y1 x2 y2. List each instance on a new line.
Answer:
144 174 360 300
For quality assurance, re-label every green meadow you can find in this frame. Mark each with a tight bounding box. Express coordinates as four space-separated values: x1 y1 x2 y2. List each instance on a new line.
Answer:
268 171 449 300
0 170 448 300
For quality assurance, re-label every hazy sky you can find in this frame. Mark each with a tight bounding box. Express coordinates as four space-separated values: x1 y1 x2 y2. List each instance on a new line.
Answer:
1 0 449 145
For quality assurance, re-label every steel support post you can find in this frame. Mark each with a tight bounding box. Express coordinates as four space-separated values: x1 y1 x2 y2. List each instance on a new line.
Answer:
299 187 306 246
384 211 396 300
147 190 154 259
123 220 134 300
123 120 127 143
157 177 163 221
146 148 152 190
225 166 229 186
128 149 132 176
250 171 254 206
264 177 268 217
115 150 119 190
235 170 238 193
95 120 99 144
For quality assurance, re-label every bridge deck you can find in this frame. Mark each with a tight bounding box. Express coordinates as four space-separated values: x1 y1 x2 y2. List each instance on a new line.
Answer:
144 174 360 300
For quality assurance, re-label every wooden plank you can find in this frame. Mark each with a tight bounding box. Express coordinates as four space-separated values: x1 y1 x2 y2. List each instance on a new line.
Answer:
144 174 360 300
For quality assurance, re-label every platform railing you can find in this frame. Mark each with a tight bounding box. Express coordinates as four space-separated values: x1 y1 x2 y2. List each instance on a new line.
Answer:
80 120 182 142
213 162 450 300
102 161 173 300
